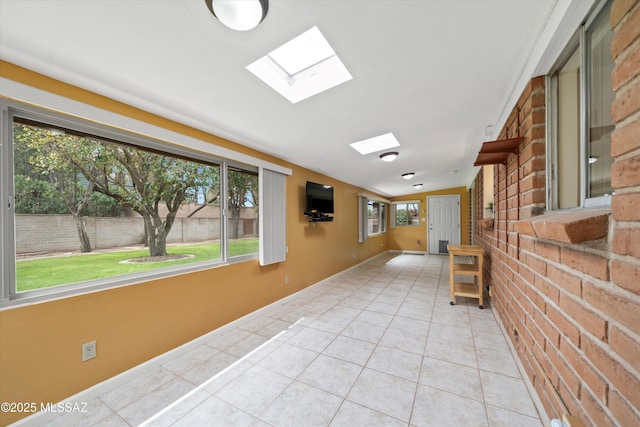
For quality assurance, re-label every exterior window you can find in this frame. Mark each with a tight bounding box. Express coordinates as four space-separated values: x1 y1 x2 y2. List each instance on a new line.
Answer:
586 5 614 200
548 1 613 209
227 167 259 258
3 108 260 302
367 200 386 235
482 165 494 218
395 202 420 226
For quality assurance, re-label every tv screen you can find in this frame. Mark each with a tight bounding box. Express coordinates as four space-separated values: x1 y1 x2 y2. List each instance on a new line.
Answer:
306 181 334 214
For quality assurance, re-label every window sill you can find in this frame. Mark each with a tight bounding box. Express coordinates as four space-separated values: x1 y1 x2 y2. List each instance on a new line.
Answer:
478 218 494 229
514 208 610 244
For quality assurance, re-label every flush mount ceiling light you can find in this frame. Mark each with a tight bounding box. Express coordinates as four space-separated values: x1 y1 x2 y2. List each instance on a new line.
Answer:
205 0 268 31
379 152 399 162
350 133 399 155
402 172 415 180
412 183 423 189
247 26 352 103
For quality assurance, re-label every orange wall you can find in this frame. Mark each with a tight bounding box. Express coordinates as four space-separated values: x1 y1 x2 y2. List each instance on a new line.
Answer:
388 186 470 251
0 62 387 425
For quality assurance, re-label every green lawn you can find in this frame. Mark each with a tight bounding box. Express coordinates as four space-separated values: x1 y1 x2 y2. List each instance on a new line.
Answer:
16 239 259 292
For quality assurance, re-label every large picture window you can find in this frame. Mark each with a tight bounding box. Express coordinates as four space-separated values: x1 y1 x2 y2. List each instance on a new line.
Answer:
547 0 613 209
2 104 262 303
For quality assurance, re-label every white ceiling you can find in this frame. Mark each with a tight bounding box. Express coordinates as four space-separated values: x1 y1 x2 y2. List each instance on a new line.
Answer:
0 0 589 197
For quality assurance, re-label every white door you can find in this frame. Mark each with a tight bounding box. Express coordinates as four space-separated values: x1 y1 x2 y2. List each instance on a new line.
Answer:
427 195 460 254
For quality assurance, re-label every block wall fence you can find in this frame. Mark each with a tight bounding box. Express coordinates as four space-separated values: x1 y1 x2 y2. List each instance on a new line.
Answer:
471 1 640 425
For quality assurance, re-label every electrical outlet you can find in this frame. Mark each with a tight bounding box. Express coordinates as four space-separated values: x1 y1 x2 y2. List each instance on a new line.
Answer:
82 341 96 361
285 275 289 285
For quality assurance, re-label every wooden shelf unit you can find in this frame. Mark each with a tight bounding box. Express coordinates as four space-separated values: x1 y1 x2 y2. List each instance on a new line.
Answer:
448 244 485 309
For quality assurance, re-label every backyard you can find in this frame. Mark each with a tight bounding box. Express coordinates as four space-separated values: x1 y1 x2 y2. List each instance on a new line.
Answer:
16 239 259 292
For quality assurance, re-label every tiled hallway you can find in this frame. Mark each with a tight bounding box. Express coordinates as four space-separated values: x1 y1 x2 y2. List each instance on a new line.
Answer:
39 253 543 426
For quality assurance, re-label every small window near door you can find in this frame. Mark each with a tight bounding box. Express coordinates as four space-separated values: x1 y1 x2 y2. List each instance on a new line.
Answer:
395 202 420 226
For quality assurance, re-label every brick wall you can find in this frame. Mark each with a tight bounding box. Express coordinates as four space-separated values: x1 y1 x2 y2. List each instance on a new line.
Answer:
471 1 640 425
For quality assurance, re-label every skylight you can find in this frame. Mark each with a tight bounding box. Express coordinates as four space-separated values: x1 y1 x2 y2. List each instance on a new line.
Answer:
246 26 352 103
350 133 400 155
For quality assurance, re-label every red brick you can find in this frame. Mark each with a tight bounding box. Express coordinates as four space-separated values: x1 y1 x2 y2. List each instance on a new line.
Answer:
533 241 560 263
611 3 640 60
612 39 640 91
525 253 547 277
584 281 640 336
534 309 561 348
611 0 640 29
560 337 609 402
525 281 546 313
521 189 545 205
547 263 583 297
612 192 640 221
519 141 545 164
611 155 640 189
581 385 617 427
611 259 640 294
583 336 640 409
612 78 640 123
522 156 546 176
559 293 608 342
609 388 640 427
547 341 581 396
519 235 535 253
561 247 610 281
519 263 535 285
611 119 640 157
609 325 640 372
534 274 560 305
519 173 545 193
547 304 581 346
557 380 582 421
612 227 640 258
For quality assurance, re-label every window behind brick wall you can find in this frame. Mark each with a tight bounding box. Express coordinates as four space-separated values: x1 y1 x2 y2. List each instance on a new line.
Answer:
547 0 614 209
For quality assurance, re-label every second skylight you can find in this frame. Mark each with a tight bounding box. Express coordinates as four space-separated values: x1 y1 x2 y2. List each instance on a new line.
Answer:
350 133 400 155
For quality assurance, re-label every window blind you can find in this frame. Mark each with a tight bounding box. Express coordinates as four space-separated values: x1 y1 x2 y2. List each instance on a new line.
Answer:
358 195 368 243
259 168 287 266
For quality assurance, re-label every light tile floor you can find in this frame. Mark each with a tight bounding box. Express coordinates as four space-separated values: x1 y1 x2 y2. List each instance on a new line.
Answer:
39 253 543 426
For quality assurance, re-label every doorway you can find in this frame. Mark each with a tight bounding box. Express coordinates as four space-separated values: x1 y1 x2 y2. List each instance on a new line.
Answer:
427 195 460 254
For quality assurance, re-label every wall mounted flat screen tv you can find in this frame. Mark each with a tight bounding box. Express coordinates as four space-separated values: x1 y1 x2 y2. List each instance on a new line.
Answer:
305 181 334 214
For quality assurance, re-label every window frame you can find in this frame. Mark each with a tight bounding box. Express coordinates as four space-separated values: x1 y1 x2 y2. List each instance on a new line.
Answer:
367 199 387 236
393 201 421 227
546 0 613 211
1 99 281 307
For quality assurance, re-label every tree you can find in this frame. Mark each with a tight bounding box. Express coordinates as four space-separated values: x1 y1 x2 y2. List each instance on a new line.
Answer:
14 124 104 252
228 169 258 239
396 208 413 226
73 144 218 257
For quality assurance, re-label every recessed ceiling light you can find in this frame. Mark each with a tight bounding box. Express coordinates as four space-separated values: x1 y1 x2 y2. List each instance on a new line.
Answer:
350 133 400 155
412 183 423 189
246 26 352 103
379 152 399 162
402 172 415 179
